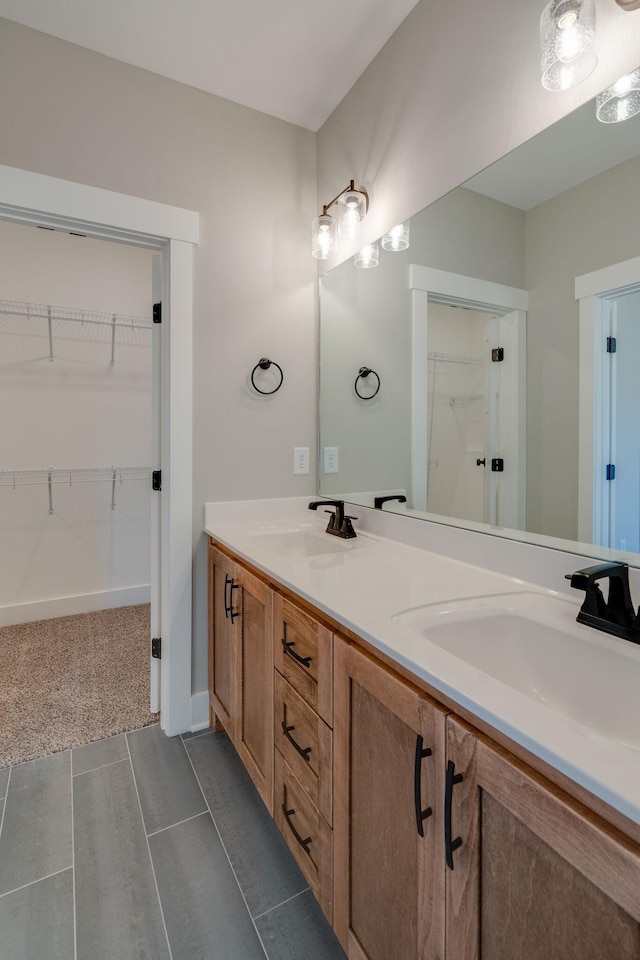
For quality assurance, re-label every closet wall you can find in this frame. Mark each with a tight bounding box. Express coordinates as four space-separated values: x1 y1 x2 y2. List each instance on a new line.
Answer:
0 220 154 625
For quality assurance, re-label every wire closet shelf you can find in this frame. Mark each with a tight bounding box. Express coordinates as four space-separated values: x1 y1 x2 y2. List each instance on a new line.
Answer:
0 466 152 514
0 298 154 364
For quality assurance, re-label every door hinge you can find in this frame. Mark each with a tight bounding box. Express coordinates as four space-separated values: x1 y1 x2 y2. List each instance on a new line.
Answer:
153 302 162 324
606 464 616 480
606 336 616 353
152 470 161 491
491 347 504 362
151 637 161 659
491 458 504 472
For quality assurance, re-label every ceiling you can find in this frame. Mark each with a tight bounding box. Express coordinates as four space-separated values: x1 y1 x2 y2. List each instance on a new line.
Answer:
0 0 420 131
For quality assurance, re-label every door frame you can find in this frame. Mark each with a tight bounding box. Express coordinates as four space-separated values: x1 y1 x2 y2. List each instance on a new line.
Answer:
0 163 199 737
576 254 640 546
409 266 528 528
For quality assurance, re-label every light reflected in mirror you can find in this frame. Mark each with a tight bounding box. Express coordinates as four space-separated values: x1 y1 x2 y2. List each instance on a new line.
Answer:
319 78 640 564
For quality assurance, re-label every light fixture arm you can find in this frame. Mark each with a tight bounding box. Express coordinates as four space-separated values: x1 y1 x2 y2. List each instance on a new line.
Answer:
319 180 369 217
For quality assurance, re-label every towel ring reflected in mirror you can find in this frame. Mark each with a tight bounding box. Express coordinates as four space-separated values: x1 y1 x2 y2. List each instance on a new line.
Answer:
354 366 380 400
251 358 284 395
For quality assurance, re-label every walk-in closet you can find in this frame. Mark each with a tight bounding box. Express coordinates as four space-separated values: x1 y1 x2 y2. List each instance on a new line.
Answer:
0 220 157 767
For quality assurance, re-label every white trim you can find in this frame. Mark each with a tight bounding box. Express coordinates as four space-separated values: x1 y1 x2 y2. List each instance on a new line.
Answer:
0 164 198 737
190 690 210 732
0 585 150 628
411 289 429 510
0 164 198 246
410 265 529 312
575 254 640 301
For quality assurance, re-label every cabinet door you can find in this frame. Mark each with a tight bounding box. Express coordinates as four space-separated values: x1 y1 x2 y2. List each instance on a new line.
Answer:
208 543 236 730
232 562 274 813
333 638 446 960
445 717 640 960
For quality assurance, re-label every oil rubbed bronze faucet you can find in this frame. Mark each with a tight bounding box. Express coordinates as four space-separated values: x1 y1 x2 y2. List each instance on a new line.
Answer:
566 561 640 644
308 500 357 539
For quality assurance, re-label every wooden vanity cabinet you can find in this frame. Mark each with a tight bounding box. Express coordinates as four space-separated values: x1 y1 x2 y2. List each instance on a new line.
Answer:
333 636 447 960
208 543 274 812
445 716 640 960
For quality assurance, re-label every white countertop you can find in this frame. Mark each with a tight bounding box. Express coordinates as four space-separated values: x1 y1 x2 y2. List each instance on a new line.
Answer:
204 497 640 827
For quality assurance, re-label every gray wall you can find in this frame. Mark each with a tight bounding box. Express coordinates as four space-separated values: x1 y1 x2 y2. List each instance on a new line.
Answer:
0 19 317 694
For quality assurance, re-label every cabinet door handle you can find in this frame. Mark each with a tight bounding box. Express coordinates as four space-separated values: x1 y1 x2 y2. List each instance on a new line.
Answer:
414 734 433 836
281 637 312 668
281 721 312 762
444 759 464 869
224 575 240 623
282 804 313 855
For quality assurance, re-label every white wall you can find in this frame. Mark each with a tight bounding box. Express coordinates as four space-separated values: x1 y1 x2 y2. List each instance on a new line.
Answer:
0 220 153 623
0 18 317 692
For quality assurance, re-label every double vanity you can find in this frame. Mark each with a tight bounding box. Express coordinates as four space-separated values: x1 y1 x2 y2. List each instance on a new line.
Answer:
204 497 640 960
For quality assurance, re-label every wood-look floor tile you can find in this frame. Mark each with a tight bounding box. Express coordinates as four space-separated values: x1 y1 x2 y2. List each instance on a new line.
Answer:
186 731 307 917
0 752 71 896
127 724 207 834
256 889 347 960
74 759 170 960
72 733 128 776
0 767 9 800
150 813 267 960
0 868 74 960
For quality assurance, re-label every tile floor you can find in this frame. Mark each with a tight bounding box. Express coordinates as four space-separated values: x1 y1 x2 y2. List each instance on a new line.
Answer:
0 725 347 960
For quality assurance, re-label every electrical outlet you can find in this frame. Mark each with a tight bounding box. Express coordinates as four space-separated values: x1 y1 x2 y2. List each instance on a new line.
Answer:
324 446 339 473
293 447 310 475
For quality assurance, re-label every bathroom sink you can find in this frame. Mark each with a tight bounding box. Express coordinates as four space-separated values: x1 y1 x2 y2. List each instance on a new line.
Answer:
392 592 640 750
245 526 356 559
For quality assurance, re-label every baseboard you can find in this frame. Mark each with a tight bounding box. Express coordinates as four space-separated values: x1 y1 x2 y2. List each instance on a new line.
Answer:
0 585 151 628
190 690 210 732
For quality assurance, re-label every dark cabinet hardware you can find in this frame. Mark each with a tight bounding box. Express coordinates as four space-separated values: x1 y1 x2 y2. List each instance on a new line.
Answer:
445 759 464 869
565 561 640 644
282 804 313 855
414 734 433 837
374 494 407 509
281 721 312 762
281 637 313 668
308 499 357 538
224 574 240 623
250 358 284 395
491 458 504 472
476 458 486 467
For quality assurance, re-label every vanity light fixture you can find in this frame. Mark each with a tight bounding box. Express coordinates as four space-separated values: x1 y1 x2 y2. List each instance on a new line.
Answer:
311 179 369 259
596 68 640 122
540 0 597 91
381 221 410 252
353 242 379 269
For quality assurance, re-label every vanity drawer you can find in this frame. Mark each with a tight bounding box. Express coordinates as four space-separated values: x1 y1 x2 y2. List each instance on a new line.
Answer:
274 749 332 922
274 593 333 725
275 671 332 824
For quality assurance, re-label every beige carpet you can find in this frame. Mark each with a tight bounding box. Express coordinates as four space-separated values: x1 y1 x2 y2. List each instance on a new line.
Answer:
0 604 158 768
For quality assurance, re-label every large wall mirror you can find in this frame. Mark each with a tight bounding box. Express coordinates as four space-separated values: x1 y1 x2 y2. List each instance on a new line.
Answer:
319 73 640 564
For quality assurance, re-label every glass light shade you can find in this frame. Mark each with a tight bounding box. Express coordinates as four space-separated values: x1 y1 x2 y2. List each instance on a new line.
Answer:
540 0 597 91
381 221 410 252
596 69 640 123
354 242 379 269
312 214 336 260
338 189 367 239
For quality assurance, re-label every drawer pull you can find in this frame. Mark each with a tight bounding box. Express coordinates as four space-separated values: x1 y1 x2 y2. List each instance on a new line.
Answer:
281 721 312 762
281 637 312 668
282 804 313 855
414 734 433 837
444 759 464 869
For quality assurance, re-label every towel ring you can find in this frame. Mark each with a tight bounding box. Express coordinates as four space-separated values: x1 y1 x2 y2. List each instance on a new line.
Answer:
354 366 380 400
251 358 284 395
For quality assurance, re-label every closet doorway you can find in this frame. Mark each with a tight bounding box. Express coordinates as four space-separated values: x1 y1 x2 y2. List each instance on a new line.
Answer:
0 221 157 765
0 162 198 741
